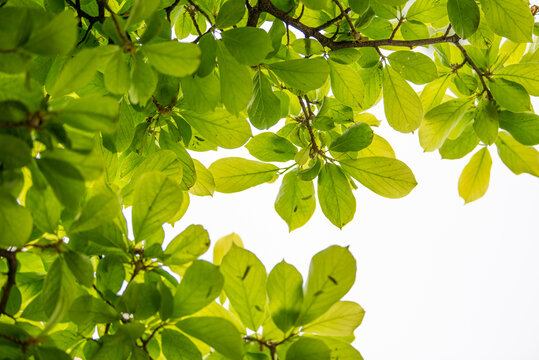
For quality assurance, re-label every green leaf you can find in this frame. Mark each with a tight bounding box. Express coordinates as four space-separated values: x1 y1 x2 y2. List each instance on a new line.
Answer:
0 191 33 248
248 71 282 130
383 66 423 133
69 295 119 325
407 0 448 22
340 157 417 198
481 0 533 43
132 171 183 242
142 41 201 77
458 147 492 203
329 60 364 108
498 111 539 146
297 246 356 325
42 257 77 324
495 132 539 176
54 95 119 134
37 158 86 210
64 250 94 287
104 49 130 95
161 329 202 360
129 53 158 105
439 124 480 160
488 78 531 112
473 99 499 145
197 32 217 77
286 337 330 360
26 186 61 234
317 164 355 229
222 28 272 66
209 157 279 193
181 73 220 113
24 11 77 55
221 246 267 330
419 99 472 151
447 0 480 39
96 255 125 294
176 316 243 360
301 0 330 10
70 190 121 233
387 51 438 85
164 225 210 266
174 260 224 317
292 38 325 57
274 170 316 231
0 134 31 169
270 58 330 91
349 0 370 14
246 133 297 162
494 63 539 96
329 123 373 152
420 74 452 111
182 109 252 149
217 41 253 114
267 260 303 332
303 301 365 337
189 160 216 197
215 0 245 28
51 48 100 98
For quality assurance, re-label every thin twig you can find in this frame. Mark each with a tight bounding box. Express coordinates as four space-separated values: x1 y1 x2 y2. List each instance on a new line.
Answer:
298 96 320 157
453 41 493 99
187 0 213 25
390 17 404 40
315 8 350 31
331 0 359 40
0 249 17 315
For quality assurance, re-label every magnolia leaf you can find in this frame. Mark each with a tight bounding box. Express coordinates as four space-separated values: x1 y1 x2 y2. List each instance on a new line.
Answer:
458 147 492 203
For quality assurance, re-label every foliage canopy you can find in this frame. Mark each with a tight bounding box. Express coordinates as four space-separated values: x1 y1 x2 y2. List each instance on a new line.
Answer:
0 0 538 359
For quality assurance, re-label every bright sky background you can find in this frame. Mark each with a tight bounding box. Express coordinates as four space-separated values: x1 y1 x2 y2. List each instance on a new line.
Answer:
161 97 539 360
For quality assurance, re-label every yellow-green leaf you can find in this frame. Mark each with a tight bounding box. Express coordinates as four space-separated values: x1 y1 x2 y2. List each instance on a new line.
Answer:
458 147 492 203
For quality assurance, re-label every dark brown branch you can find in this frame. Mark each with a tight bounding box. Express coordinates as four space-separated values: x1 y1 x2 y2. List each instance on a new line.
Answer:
188 0 213 26
65 0 100 23
298 96 320 157
253 0 460 50
0 249 18 315
331 0 359 39
453 41 493 99
165 0 181 22
187 8 202 35
390 17 404 40
315 8 350 31
77 20 96 46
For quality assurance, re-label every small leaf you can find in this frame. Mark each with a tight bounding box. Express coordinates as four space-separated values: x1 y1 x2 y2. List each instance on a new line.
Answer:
473 99 499 145
329 123 373 153
246 132 297 162
317 164 356 229
383 66 423 133
23 11 77 55
387 51 438 85
173 260 224 317
189 160 216 197
217 41 253 114
340 157 417 198
494 63 539 96
182 109 252 149
458 147 492 203
64 250 94 287
270 58 330 91
132 171 183 242
142 41 201 77
129 53 158 105
488 78 531 112
267 261 303 332
221 246 267 330
222 27 272 66
329 60 365 108
481 0 533 43
51 48 101 98
0 134 31 169
54 95 119 134
297 246 356 325
215 0 245 28
104 49 130 95
248 71 282 130
164 225 210 266
274 170 316 231
209 157 279 193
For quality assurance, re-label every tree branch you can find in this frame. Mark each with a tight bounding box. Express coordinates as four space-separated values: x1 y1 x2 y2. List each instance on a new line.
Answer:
453 41 493 99
187 0 213 26
331 0 359 40
298 96 320 157
0 249 18 316
314 8 350 31
65 0 100 23
253 0 460 50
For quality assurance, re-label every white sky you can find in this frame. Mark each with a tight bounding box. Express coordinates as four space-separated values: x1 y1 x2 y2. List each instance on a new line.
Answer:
162 98 539 360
